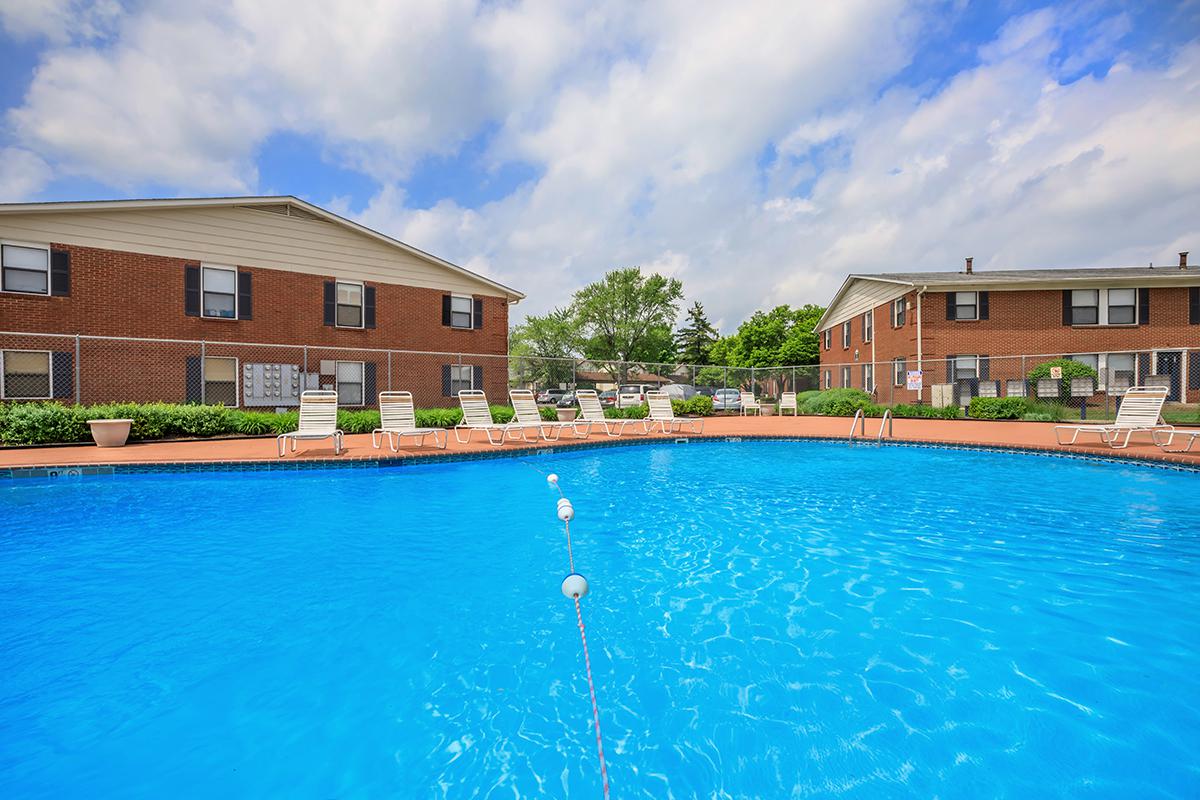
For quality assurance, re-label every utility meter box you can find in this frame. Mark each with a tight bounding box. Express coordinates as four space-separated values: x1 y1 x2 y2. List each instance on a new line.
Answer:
243 363 303 407
931 383 955 408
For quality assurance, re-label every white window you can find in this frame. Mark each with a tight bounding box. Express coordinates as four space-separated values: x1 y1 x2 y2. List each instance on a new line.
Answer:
335 361 364 405
862 363 874 392
1 350 51 399
1067 353 1099 373
841 321 851 349
2 242 50 295
449 364 474 396
953 292 978 321
1106 289 1136 325
893 357 906 386
336 281 364 328
893 297 906 327
823 329 831 350
823 369 831 389
841 365 852 387
863 311 872 343
203 356 238 406
1106 353 1136 391
1070 290 1099 325
450 295 474 329
201 265 237 319
953 355 979 380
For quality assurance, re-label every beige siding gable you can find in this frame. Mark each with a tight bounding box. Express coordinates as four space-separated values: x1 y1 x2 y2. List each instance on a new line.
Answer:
820 278 911 331
0 204 515 298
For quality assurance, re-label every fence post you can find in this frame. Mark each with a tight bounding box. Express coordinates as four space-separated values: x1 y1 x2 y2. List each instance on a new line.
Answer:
751 366 756 395
74 334 81 405
303 345 308 377
200 340 206 404
387 350 393 391
723 367 728 392
572 359 576 391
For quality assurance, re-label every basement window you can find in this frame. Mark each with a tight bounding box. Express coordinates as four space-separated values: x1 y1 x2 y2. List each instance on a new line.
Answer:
1 350 51 399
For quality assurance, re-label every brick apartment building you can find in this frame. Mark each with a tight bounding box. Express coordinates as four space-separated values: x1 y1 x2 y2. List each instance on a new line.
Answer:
0 197 523 408
815 255 1200 405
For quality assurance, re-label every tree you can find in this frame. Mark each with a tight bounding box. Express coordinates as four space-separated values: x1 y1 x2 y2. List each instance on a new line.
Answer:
714 304 825 368
509 307 578 388
674 301 720 364
573 268 683 381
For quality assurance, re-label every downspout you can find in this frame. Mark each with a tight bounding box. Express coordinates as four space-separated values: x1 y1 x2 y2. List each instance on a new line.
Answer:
916 286 927 371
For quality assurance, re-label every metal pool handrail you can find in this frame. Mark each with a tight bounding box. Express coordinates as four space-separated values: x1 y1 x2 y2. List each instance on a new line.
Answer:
876 409 893 445
849 408 866 444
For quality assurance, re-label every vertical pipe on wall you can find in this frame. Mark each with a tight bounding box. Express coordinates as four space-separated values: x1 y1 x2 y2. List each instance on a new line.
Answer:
74 334 81 405
200 340 206 405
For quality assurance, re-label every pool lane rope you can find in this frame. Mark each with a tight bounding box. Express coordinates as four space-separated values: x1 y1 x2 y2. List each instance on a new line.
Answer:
547 473 611 799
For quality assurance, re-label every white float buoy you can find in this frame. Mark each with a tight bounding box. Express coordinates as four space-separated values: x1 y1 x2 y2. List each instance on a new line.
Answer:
547 473 559 486
557 498 575 521
561 572 589 599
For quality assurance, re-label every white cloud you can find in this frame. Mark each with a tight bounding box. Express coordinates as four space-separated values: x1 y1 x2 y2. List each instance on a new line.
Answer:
0 0 122 43
0 147 52 199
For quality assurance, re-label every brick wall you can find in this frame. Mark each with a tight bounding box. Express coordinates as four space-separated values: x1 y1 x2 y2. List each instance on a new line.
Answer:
0 242 512 408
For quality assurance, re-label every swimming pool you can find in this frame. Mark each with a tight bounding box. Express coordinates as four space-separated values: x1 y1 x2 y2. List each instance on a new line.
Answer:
1 441 1197 797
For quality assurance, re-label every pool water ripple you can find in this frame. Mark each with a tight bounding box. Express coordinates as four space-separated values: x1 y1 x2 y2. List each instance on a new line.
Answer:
1 441 1198 797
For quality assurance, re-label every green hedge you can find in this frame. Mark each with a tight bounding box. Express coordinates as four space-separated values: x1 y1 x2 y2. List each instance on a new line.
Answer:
799 388 874 416
967 396 1067 422
0 402 559 446
1027 358 1097 401
603 396 714 420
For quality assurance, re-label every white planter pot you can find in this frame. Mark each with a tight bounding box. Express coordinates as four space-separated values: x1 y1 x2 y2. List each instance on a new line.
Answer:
89 418 133 447
556 408 578 422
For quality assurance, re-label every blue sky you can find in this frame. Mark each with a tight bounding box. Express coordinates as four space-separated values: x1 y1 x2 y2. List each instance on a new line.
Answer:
1 1 1198 327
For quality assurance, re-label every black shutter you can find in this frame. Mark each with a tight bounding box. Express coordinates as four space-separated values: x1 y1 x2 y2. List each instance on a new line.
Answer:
442 295 452 326
473 298 483 330
979 356 990 380
1138 288 1150 325
1062 290 1071 326
185 356 203 403
323 281 336 326
979 291 989 321
473 365 484 390
441 365 452 397
52 351 74 399
1190 352 1200 390
50 249 70 297
946 293 955 320
1137 352 1150 386
237 271 252 320
185 265 201 317
364 362 377 404
946 354 956 383
364 286 376 329
1190 287 1200 324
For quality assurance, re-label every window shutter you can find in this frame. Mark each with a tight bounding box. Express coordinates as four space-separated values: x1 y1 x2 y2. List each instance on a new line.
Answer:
890 302 896 327
364 285 376 329
52 351 74 399
979 356 990 380
237 271 253 320
1138 288 1150 324
364 362 377 404
185 265 201 317
979 291 989 321
1190 287 1200 324
946 293 955 320
473 365 483 390
1061 290 1071 326
1190 352 1200 390
473 298 484 330
441 364 452 397
442 295 452 326
50 249 70 297
323 281 336 326
946 354 956 383
185 356 203 403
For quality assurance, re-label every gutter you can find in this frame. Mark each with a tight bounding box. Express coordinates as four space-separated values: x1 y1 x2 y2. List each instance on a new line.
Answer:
916 285 927 371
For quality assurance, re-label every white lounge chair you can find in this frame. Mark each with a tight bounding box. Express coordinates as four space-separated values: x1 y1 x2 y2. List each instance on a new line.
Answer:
278 390 343 456
740 391 762 416
1054 386 1172 449
646 390 704 435
509 389 592 441
372 391 446 451
778 391 798 416
1151 427 1200 453
453 389 538 446
576 389 650 437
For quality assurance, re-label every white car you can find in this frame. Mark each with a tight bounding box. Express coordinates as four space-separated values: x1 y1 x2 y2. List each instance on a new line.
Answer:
617 383 655 408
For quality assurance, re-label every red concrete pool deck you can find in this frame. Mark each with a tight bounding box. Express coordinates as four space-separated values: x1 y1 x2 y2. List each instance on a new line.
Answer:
2 415 1199 470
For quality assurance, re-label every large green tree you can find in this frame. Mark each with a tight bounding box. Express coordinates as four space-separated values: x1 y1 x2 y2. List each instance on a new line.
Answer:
509 307 578 387
674 301 720 364
712 304 825 367
573 267 683 381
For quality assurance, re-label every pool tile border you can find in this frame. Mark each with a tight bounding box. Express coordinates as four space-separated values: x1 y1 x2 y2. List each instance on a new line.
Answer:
3 433 1198 480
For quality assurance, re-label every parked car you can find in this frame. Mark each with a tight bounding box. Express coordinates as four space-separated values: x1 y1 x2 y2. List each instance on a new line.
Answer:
598 390 618 408
617 384 655 408
712 388 742 412
661 383 698 401
556 391 577 408
694 386 716 397
536 388 567 404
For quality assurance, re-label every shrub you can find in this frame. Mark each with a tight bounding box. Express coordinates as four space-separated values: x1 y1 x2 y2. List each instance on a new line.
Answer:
606 404 648 419
1 403 88 445
1027 358 1097 401
337 410 381 434
799 388 874 416
674 396 714 416
880 403 961 420
968 397 1030 420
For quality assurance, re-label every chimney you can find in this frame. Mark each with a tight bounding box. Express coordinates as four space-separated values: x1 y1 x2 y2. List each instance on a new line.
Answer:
965 257 973 274
1181 251 1189 270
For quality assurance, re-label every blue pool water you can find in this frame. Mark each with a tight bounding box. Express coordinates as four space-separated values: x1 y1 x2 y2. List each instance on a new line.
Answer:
1 441 1198 798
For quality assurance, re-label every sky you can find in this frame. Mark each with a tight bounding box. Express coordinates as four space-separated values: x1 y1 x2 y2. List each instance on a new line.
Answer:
1 0 1198 332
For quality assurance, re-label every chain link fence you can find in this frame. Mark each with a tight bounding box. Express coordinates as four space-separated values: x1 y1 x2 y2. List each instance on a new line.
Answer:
1 332 1195 418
